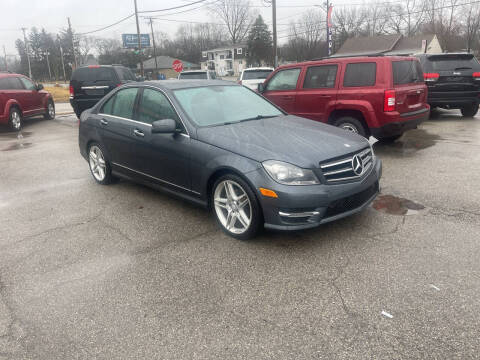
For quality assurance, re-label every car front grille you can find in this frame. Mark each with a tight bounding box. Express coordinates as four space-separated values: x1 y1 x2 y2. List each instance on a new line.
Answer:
324 182 379 218
320 148 373 183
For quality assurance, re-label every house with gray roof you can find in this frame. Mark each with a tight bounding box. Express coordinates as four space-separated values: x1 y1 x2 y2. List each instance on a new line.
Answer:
333 34 442 57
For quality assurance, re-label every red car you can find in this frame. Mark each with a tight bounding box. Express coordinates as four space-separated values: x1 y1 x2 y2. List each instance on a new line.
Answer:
258 56 429 141
0 72 55 131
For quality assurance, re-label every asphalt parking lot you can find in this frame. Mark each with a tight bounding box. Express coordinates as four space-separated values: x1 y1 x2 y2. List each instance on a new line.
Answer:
1 110 479 359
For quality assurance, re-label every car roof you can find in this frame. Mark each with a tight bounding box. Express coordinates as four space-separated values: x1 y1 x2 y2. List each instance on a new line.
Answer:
142 79 236 90
275 55 418 70
0 73 26 79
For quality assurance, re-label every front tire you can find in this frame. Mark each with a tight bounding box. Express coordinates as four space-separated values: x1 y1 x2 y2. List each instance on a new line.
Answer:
212 174 262 240
8 108 22 132
460 103 479 117
334 116 368 137
44 100 55 120
88 143 114 185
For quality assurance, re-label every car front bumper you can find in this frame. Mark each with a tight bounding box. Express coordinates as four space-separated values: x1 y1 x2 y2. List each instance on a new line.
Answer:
245 158 382 231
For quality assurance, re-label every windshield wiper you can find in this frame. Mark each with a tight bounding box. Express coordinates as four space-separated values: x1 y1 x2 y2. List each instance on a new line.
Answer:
454 67 472 70
238 114 278 122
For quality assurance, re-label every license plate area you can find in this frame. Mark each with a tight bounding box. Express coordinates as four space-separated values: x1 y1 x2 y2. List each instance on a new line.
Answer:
85 89 105 96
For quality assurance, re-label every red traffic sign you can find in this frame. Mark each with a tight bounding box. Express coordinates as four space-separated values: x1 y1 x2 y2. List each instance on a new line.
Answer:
172 59 183 73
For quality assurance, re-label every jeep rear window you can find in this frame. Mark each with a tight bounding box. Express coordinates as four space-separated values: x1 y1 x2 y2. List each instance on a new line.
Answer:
393 60 424 85
425 54 480 71
116 67 136 81
72 67 116 82
343 62 376 87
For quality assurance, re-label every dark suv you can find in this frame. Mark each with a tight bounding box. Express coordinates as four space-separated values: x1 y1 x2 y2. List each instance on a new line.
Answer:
259 56 429 141
415 53 480 117
69 65 136 118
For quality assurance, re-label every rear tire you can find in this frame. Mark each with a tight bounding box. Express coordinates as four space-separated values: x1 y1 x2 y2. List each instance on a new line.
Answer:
8 107 22 132
44 100 55 120
334 116 368 138
460 104 479 117
88 143 114 185
212 174 262 240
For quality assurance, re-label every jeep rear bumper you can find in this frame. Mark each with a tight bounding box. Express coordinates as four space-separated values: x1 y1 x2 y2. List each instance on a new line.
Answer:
370 107 429 138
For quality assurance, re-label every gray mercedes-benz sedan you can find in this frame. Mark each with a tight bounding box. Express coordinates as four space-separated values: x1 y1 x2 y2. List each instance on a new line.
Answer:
79 80 382 239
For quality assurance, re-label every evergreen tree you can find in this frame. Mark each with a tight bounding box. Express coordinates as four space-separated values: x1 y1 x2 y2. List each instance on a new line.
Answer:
247 15 273 66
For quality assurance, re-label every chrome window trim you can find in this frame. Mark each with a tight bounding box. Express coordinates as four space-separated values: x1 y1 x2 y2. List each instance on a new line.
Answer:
98 113 152 127
81 86 109 90
112 162 200 195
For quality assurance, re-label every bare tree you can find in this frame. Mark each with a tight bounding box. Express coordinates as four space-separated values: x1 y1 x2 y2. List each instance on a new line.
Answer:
209 0 255 44
461 2 480 52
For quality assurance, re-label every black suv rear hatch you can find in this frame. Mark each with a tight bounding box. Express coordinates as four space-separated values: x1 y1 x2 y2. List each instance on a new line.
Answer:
420 53 480 103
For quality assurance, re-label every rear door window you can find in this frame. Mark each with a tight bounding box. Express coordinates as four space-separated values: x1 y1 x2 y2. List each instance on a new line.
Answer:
266 68 301 91
393 60 424 84
343 62 376 87
303 65 338 89
0 77 23 90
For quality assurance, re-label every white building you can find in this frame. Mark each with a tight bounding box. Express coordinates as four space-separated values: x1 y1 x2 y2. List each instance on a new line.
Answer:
200 45 248 77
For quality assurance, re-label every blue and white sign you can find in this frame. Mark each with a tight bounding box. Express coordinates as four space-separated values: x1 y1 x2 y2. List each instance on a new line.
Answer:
122 34 151 49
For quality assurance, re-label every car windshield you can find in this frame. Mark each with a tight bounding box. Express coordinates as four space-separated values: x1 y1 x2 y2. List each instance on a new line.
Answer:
242 70 273 80
179 72 208 80
173 85 283 127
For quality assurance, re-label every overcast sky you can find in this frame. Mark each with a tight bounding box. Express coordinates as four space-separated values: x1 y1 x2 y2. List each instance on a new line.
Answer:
1 0 347 57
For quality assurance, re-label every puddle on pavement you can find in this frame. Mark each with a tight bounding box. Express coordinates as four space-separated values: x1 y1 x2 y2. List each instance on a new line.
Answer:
0 131 33 141
373 195 425 215
2 142 33 151
375 129 442 156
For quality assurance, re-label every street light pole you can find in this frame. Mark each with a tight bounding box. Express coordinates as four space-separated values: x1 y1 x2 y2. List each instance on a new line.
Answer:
134 0 144 77
45 50 52 80
67 17 78 69
149 17 158 77
2 45 7 72
272 0 277 68
60 45 67 83
21 27 32 78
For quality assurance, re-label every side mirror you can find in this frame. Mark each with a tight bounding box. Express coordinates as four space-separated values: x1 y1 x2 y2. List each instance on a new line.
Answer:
151 119 178 134
257 83 265 93
36 83 44 91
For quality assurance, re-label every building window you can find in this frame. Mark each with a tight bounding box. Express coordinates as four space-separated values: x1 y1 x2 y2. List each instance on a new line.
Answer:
202 51 207 58
237 48 242 55
220 55 225 60
238 60 242 64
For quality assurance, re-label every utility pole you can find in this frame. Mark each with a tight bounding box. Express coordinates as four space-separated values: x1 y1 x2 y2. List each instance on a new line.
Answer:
68 17 78 69
59 44 67 82
272 0 277 68
148 17 158 78
134 0 144 77
21 28 32 78
45 50 52 80
2 45 7 71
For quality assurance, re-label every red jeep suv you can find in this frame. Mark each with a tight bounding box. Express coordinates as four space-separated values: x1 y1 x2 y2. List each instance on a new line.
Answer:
0 72 55 131
258 56 429 141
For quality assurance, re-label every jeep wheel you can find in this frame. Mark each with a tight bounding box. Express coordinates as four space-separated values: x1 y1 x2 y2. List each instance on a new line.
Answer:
460 104 479 117
334 116 367 138
44 100 55 120
8 108 22 132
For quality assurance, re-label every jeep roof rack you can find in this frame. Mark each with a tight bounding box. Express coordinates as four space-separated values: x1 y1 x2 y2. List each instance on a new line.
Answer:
310 53 387 61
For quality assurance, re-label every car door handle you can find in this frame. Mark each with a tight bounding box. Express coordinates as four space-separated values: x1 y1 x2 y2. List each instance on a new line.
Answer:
133 129 144 137
100 119 108 125
318 95 331 98
281 95 294 100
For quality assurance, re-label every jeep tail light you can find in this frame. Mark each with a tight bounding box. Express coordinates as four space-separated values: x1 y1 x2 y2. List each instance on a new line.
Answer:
384 90 396 112
473 72 480 80
69 85 74 97
423 73 439 82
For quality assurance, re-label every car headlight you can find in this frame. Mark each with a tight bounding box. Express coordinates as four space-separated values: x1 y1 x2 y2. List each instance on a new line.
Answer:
262 160 320 185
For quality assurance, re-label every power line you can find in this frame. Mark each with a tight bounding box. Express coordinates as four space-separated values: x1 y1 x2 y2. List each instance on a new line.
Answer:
76 14 135 36
138 0 211 13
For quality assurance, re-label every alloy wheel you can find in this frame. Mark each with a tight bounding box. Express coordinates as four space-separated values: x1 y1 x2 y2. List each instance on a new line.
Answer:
11 111 21 130
214 180 252 234
48 103 55 118
89 146 107 181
